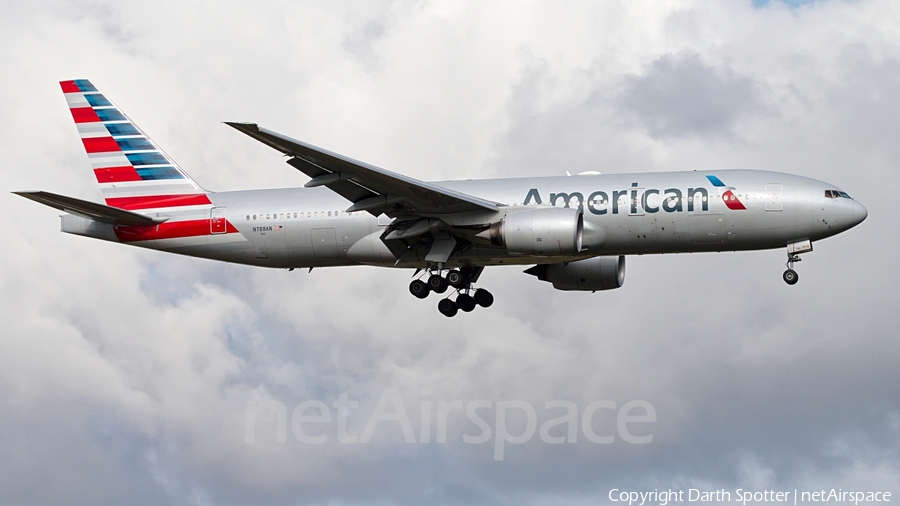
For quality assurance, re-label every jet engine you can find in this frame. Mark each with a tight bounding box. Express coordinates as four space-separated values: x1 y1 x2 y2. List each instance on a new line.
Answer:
480 207 583 256
524 255 625 291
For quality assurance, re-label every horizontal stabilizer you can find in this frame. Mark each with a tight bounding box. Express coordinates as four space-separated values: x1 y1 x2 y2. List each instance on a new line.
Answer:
13 191 167 226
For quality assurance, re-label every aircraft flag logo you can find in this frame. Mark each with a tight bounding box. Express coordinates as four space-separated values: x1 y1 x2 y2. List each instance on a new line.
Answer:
706 175 746 210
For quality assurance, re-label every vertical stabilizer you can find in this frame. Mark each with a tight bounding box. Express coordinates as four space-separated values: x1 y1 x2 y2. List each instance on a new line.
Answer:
59 79 211 211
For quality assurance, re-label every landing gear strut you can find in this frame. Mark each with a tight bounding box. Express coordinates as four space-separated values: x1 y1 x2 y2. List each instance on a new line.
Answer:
408 266 492 316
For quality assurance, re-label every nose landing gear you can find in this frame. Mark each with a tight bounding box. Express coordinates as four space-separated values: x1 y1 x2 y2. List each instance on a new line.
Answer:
408 266 492 316
783 240 812 285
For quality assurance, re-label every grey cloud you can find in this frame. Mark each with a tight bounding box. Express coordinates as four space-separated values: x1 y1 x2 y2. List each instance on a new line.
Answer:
619 52 760 138
493 57 637 178
344 20 387 66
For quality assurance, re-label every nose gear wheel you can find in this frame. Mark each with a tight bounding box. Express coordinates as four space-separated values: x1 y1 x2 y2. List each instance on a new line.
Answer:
783 269 798 285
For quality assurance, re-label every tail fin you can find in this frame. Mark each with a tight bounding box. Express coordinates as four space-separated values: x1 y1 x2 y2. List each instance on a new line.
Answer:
59 79 210 211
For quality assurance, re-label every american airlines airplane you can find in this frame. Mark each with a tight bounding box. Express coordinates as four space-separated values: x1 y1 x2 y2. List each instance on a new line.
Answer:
16 80 868 316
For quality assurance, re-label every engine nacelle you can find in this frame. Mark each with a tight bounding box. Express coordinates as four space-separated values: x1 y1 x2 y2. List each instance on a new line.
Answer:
483 207 583 256
525 256 626 291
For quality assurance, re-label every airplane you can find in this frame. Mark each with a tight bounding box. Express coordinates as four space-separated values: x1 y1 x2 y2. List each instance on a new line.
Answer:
15 80 868 317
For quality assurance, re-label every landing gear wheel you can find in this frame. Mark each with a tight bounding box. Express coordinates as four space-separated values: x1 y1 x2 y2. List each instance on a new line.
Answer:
446 270 466 289
456 293 476 312
428 274 448 294
783 269 799 285
409 279 430 299
473 288 494 308
437 298 458 317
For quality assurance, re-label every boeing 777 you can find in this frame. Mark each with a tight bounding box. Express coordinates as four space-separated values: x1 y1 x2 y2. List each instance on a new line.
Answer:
15 80 868 316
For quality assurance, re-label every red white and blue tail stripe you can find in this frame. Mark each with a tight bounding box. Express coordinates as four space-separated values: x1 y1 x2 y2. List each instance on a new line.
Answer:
60 79 211 211
60 80 240 244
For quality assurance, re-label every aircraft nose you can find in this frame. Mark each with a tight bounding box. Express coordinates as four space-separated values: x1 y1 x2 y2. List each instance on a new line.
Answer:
852 200 868 226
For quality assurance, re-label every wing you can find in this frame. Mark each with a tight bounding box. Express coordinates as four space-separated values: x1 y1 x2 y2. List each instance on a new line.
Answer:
225 122 499 217
13 191 167 226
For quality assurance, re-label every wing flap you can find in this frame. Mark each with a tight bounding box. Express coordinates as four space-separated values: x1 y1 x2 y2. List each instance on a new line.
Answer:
14 190 166 226
226 122 500 217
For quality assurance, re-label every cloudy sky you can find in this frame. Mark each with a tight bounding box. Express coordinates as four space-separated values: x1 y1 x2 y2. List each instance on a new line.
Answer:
1 0 898 504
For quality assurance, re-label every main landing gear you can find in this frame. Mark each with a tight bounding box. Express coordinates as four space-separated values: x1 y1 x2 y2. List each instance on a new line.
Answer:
783 240 812 285
408 266 493 317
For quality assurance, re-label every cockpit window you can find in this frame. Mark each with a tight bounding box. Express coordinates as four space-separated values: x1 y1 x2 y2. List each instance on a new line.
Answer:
825 190 834 198
825 189 851 199
839 191 851 199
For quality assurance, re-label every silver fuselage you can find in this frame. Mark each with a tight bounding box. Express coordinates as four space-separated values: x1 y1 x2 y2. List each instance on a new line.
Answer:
61 169 867 269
